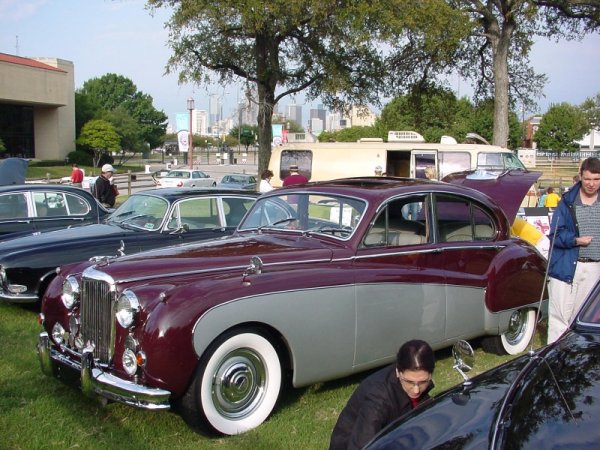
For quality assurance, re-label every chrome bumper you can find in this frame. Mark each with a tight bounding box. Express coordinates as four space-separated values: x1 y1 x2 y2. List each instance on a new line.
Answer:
37 332 171 410
0 290 39 303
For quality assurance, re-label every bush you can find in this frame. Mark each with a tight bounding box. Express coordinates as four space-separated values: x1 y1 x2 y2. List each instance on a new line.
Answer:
98 153 115 168
28 160 67 167
67 151 93 166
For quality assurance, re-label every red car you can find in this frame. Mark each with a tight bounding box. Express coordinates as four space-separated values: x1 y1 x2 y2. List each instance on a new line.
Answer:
38 172 546 435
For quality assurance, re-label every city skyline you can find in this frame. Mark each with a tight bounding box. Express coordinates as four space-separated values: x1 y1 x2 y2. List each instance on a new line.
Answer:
2 0 599 130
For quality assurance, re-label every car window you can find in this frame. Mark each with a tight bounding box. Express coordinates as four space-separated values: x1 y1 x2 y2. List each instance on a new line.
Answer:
363 195 428 247
577 284 600 325
435 194 495 242
239 193 365 239
109 194 169 230
0 193 28 219
64 193 91 215
223 197 254 226
168 197 220 230
33 192 68 217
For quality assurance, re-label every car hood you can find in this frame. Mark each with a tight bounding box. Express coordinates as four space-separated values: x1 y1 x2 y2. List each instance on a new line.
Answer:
443 169 541 223
87 233 335 283
0 223 131 255
367 330 600 449
0 158 28 185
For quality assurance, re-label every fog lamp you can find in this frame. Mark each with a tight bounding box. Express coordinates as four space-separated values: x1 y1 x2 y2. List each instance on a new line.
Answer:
122 348 138 376
52 322 65 345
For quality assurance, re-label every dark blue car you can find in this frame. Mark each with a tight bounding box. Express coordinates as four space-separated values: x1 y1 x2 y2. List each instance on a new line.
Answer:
0 188 258 304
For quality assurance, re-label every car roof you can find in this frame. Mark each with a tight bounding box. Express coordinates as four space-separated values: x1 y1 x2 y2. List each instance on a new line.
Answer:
0 184 96 195
133 187 259 201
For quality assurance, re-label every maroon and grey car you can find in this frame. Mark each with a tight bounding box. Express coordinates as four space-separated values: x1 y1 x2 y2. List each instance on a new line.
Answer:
37 172 547 435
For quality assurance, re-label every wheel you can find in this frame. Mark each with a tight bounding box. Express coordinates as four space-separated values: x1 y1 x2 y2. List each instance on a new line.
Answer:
482 309 537 355
180 329 282 435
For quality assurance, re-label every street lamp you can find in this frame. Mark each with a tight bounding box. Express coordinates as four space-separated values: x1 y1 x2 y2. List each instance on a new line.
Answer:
187 97 195 168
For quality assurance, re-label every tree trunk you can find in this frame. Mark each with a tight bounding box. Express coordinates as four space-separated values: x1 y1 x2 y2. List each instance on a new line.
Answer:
489 11 516 148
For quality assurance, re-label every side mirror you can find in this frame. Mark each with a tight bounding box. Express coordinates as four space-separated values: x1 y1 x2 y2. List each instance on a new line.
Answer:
452 340 475 385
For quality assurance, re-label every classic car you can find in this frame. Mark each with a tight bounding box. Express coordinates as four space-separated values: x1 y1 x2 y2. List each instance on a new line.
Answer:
0 188 257 304
156 169 216 188
216 173 257 191
37 174 547 436
0 184 111 241
365 279 600 449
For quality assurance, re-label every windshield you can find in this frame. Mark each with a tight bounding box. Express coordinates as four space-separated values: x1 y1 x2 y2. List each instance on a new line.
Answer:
108 194 169 230
477 152 526 171
239 193 366 239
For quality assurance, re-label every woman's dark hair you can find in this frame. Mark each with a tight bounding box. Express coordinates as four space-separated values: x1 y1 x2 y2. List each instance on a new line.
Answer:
396 339 435 373
261 169 274 180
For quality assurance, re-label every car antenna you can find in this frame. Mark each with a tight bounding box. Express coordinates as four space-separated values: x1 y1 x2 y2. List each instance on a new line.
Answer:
528 216 559 356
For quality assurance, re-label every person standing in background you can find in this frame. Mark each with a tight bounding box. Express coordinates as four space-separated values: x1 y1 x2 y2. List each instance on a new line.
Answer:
93 164 118 208
70 164 84 187
544 187 560 208
547 157 600 343
259 169 274 193
282 164 308 186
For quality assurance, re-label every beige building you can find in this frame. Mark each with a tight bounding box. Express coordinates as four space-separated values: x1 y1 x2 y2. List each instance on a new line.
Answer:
0 53 75 160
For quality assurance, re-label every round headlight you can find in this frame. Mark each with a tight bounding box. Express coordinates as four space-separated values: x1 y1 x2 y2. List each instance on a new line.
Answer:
115 290 140 329
61 276 80 310
52 322 65 345
122 348 138 376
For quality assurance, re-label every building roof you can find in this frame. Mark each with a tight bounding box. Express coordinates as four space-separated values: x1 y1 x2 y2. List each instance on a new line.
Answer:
0 52 65 72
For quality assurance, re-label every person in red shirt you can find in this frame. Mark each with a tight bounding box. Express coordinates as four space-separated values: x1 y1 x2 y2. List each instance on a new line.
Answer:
282 164 308 186
70 164 84 187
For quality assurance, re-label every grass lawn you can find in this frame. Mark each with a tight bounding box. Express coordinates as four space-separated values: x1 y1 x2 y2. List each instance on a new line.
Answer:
0 301 545 449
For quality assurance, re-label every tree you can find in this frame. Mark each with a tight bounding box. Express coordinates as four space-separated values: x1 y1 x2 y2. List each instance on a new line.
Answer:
447 0 598 147
76 120 121 169
535 102 588 153
0 137 5 153
229 125 258 152
146 1 462 175
579 92 600 127
318 126 382 143
78 74 167 150
100 107 146 164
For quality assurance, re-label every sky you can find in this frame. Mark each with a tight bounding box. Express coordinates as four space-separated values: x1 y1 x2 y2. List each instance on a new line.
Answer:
1 0 599 129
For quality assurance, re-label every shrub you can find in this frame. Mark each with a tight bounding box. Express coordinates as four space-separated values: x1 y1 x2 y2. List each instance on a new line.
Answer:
67 151 93 166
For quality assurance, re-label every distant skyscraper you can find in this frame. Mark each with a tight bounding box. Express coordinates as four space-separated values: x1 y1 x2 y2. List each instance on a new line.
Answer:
192 109 208 135
310 104 327 131
286 104 303 127
209 94 222 126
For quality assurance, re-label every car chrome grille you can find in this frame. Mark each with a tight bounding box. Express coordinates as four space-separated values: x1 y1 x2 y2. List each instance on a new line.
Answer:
80 270 115 364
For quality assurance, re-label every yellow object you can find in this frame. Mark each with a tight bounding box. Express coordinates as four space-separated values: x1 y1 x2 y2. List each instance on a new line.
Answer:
511 217 549 259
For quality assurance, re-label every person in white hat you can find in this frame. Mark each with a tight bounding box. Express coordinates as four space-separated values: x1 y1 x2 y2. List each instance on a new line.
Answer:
93 163 118 207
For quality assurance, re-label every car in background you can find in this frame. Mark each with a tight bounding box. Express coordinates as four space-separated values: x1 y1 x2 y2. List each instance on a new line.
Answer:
36 172 547 436
0 184 110 241
0 188 257 304
365 279 600 449
216 173 257 191
151 168 171 185
156 169 216 188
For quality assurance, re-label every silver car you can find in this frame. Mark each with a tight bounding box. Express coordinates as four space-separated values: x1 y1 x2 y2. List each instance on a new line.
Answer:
156 169 216 188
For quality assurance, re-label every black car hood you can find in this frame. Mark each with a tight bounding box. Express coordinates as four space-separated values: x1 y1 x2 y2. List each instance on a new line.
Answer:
367 331 600 449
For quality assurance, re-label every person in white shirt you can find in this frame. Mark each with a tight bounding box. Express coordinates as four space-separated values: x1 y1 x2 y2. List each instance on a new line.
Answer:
259 169 274 193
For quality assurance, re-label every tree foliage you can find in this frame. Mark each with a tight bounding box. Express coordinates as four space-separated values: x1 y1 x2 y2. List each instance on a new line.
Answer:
147 1 470 175
447 0 596 147
76 119 121 168
318 126 383 143
78 74 168 150
535 102 589 152
0 137 5 153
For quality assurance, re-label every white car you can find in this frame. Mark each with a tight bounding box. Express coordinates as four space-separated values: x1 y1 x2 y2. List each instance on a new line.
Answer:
156 169 216 188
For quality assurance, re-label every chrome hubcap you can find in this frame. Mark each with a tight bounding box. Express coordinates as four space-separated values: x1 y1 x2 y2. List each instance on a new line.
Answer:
212 348 266 418
505 310 528 345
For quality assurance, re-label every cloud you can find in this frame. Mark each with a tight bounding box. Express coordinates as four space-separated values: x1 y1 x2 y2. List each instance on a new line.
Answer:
0 0 48 21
